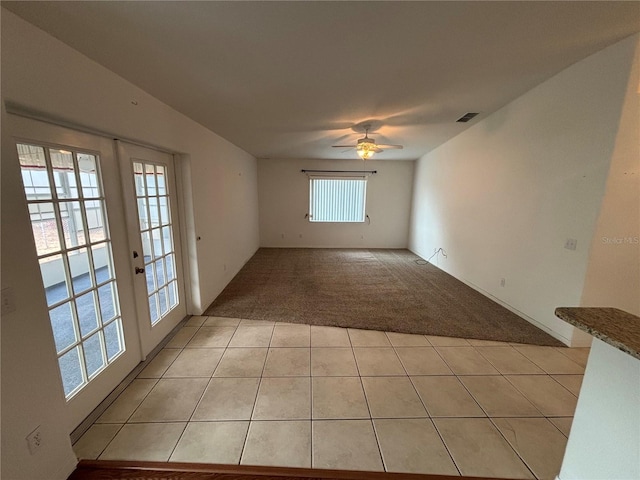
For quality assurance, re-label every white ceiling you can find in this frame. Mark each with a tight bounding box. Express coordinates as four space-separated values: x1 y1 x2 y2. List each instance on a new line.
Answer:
4 1 639 161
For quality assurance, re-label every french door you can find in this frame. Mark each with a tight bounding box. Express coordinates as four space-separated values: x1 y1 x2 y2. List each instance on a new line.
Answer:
10 116 186 430
117 142 187 357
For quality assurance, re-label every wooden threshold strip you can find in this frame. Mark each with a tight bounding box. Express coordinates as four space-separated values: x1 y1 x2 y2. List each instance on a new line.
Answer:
69 460 506 480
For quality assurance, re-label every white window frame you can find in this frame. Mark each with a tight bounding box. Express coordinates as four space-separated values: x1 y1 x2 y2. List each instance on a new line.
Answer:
308 174 368 223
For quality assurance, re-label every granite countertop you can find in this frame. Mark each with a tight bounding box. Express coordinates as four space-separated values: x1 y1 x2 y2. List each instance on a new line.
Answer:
555 307 640 360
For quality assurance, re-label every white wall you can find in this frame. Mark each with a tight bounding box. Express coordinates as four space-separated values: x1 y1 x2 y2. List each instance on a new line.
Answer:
1 9 259 479
259 158 413 248
559 339 640 480
580 38 640 317
409 34 639 345
1 104 79 480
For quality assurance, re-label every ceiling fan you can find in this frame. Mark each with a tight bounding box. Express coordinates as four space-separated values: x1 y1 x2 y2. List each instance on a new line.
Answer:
332 124 403 159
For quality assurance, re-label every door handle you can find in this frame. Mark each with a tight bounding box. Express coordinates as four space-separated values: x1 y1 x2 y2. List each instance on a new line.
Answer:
135 267 145 274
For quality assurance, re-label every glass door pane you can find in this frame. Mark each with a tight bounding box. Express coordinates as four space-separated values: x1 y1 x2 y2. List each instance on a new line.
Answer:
17 143 125 399
133 161 179 325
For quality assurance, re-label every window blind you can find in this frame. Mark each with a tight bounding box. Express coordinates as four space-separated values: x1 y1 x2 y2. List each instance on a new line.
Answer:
309 177 367 222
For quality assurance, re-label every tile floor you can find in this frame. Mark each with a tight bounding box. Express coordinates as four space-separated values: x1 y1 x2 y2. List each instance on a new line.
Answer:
74 316 590 479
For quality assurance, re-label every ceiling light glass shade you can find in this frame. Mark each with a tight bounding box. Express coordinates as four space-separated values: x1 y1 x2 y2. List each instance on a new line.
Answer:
356 142 375 159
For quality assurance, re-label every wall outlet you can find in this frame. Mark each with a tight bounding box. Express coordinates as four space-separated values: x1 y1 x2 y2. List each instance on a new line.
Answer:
500 278 506 287
281 233 285 239
564 238 578 251
26 426 42 455
1 287 15 315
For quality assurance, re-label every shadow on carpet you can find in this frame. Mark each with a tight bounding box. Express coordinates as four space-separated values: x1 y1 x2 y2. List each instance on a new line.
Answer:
205 248 563 346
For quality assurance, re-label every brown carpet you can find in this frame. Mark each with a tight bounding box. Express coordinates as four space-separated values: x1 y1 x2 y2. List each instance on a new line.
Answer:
205 248 563 346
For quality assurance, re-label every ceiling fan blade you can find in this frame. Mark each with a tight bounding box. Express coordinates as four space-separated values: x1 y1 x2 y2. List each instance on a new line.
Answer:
332 145 356 148
376 144 404 150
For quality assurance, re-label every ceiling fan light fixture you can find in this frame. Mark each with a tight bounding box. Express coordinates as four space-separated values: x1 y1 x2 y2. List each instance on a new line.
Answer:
356 141 376 159
357 148 374 160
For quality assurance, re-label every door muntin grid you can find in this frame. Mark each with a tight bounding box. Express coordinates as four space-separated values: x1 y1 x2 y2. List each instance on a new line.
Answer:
133 161 179 325
16 143 125 399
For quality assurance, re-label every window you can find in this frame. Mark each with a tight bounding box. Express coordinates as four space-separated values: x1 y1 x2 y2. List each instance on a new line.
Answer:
16 143 125 399
132 161 179 325
309 176 367 222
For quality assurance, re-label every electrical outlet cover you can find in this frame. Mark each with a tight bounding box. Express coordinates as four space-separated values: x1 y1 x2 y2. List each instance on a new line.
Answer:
26 426 42 455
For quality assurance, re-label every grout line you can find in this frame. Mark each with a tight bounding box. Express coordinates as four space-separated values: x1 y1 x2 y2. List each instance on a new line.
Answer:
346 331 386 472
238 320 277 465
486 416 539 479
93 422 126 461
166 421 190 462
430 419 463 476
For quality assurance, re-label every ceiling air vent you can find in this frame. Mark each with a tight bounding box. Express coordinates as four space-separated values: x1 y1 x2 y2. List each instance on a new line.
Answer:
456 112 479 123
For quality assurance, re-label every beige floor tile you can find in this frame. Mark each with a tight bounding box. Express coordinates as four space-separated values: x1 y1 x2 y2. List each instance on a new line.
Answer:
240 319 275 326
435 347 499 375
555 347 590 368
411 376 485 417
263 348 310 376
353 348 406 376
476 346 545 374
506 375 578 416
228 326 274 347
73 424 122 459
312 377 369 419
270 324 311 347
252 377 310 420
514 346 584 374
385 332 430 347
310 326 351 347
99 423 185 461
204 316 241 327
170 421 249 463
184 315 207 327
213 348 267 377
395 347 453 375
549 417 573 437
191 378 259 421
97 379 158 423
426 336 470 347
165 326 199 348
551 375 584 396
348 328 392 347
493 418 568 480
163 348 224 377
311 348 359 376
312 420 383 471
434 418 534 479
459 376 541 417
467 339 511 346
362 377 427 418
186 327 236 348
129 378 208 422
138 349 181 378
374 419 459 475
241 421 311 468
